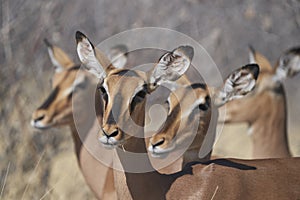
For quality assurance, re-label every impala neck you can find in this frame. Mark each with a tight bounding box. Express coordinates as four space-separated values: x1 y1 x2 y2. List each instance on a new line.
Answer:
114 100 176 200
69 87 103 163
250 87 291 158
69 123 82 160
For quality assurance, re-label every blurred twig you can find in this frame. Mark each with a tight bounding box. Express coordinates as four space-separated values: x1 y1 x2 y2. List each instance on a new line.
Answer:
21 150 45 200
0 162 10 199
1 0 12 62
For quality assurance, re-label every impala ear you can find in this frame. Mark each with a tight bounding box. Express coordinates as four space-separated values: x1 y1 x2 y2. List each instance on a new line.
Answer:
214 64 259 107
274 46 300 81
108 44 128 69
76 31 112 79
44 39 74 73
149 45 194 89
248 45 272 72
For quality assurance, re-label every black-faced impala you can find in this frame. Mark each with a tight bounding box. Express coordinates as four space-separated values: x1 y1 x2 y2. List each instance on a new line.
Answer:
219 46 300 158
76 31 300 200
31 39 127 199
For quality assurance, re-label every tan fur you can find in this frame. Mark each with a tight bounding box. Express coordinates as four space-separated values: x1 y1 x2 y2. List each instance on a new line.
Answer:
220 50 291 158
77 34 300 199
51 45 75 68
31 44 117 199
95 62 300 200
149 84 212 167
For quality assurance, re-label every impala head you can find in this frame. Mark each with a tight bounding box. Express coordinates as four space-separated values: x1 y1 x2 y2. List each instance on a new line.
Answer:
31 39 84 129
148 64 259 157
221 46 300 124
148 83 211 157
274 46 300 81
31 39 127 129
76 31 193 148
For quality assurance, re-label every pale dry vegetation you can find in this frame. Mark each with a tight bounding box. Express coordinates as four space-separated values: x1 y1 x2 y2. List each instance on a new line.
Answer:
0 0 299 199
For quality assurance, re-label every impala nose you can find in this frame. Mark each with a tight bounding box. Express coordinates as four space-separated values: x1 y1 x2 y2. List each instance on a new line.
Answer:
31 110 48 129
103 129 119 138
151 137 165 149
34 115 45 123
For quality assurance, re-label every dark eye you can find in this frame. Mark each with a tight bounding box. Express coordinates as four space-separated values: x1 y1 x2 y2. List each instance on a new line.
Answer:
67 92 73 100
198 103 208 111
135 90 147 100
98 86 108 107
282 56 290 66
98 86 105 93
198 95 211 111
164 100 170 114
130 90 147 114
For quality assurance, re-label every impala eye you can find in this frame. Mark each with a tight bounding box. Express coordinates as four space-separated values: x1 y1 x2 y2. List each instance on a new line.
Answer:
67 92 73 100
135 90 147 100
130 89 147 114
98 86 108 107
98 86 105 93
198 103 208 111
198 95 211 111
282 56 290 66
164 100 170 114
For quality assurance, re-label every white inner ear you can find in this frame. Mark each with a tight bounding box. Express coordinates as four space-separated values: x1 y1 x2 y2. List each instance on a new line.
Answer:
150 51 190 86
111 55 127 69
273 55 300 82
249 50 256 64
48 48 64 73
288 55 300 74
166 96 171 115
102 81 110 102
173 50 190 76
77 38 106 79
230 73 256 94
273 67 287 82
216 71 256 106
108 48 127 69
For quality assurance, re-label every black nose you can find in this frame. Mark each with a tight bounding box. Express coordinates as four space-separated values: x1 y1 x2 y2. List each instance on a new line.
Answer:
34 115 45 122
151 138 165 148
103 129 119 138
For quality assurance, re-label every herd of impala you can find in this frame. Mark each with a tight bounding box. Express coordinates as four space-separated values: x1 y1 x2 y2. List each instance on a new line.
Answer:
30 31 300 199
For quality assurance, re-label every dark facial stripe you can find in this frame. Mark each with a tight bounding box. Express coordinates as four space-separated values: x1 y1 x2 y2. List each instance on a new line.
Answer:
288 47 300 55
190 83 207 90
67 65 81 71
38 87 59 110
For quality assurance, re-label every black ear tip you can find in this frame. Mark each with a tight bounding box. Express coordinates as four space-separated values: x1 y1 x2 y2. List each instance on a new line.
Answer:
286 46 300 55
75 31 86 42
44 38 52 47
179 45 194 60
244 63 260 80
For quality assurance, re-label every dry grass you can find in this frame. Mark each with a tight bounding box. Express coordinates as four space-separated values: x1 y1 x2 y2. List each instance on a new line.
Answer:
0 0 299 199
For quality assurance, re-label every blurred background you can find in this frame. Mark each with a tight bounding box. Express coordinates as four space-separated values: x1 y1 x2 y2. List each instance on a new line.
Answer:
0 0 299 199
